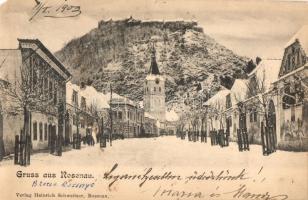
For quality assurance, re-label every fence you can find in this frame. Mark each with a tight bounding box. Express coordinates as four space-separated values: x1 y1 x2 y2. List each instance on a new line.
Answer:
200 130 207 143
210 130 229 147
261 122 276 155
14 131 31 166
237 128 249 151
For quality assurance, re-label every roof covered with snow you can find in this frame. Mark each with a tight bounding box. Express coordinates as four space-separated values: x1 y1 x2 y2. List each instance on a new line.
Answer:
144 112 156 119
248 59 281 92
66 82 110 110
285 25 308 54
230 79 248 105
67 80 143 111
166 110 179 122
205 89 230 108
108 92 137 107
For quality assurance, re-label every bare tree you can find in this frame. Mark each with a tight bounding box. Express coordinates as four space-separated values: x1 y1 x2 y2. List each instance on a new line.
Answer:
176 112 187 135
90 102 110 141
0 50 64 162
206 100 226 131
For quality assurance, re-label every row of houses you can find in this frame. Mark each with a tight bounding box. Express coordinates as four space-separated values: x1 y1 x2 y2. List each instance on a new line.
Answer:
205 25 308 150
0 38 178 159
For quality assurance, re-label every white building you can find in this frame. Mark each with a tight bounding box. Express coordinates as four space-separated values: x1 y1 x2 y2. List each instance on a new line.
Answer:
143 46 166 123
205 89 230 133
203 25 308 151
0 39 71 157
165 109 179 135
65 82 109 143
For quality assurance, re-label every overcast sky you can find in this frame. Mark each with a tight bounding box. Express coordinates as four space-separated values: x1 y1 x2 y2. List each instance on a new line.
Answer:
0 0 308 59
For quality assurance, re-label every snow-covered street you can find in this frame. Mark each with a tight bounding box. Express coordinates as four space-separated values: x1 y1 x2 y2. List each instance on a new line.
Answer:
0 136 307 200
0 136 307 168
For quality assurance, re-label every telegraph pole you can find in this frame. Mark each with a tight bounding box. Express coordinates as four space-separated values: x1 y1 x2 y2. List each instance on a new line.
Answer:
109 84 113 146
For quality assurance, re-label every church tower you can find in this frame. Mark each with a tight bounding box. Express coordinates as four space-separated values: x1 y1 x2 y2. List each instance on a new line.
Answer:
144 45 166 122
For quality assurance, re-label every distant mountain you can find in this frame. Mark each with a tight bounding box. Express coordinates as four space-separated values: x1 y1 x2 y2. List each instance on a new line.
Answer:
55 17 248 111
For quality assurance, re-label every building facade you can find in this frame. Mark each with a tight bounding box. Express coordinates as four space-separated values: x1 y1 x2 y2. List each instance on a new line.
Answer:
272 26 308 150
0 39 71 158
204 25 308 151
66 82 110 143
110 97 144 138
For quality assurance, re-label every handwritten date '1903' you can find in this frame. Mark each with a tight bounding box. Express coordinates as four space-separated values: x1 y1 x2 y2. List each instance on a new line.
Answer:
29 0 81 21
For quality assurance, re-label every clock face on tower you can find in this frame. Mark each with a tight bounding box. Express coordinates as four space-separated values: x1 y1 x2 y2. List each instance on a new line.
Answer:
155 78 160 84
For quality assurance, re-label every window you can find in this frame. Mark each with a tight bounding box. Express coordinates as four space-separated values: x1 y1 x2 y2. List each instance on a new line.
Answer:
155 78 160 84
253 110 258 122
297 51 300 66
39 122 43 141
81 97 86 111
159 87 161 92
80 118 85 128
253 110 257 122
54 89 57 105
33 69 38 86
282 84 296 109
73 115 76 125
291 106 295 122
49 81 53 100
287 54 291 71
154 87 156 92
249 109 258 123
118 111 122 120
59 88 63 100
72 90 78 105
226 94 232 109
33 122 37 141
291 56 295 68
44 77 48 94
44 123 48 141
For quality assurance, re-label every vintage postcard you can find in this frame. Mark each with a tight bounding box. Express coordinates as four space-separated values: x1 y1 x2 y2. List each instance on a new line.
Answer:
0 0 307 199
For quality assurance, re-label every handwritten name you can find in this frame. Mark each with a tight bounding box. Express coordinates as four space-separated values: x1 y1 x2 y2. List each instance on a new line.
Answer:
31 179 95 191
153 184 288 200
29 0 81 21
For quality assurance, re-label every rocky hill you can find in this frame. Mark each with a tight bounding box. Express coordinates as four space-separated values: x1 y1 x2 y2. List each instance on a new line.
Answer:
55 17 248 111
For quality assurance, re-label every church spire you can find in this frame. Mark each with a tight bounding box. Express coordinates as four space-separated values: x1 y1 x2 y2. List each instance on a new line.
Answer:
149 43 160 75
